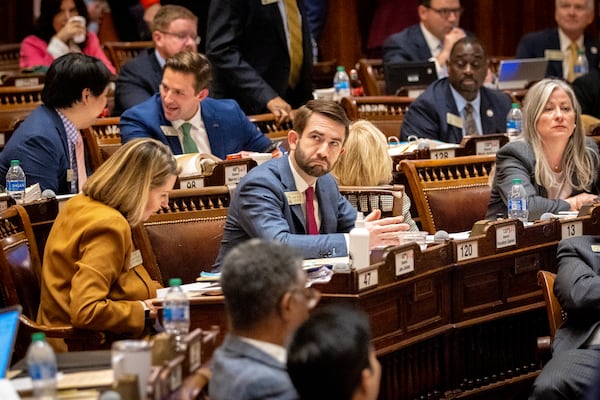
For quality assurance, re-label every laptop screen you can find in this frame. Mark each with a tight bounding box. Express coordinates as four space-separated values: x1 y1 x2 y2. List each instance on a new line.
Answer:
497 58 548 90
0 305 21 378
384 61 438 95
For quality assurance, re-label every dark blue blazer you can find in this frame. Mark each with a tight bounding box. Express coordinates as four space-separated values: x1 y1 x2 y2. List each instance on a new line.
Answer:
114 48 162 115
383 24 433 65
400 78 512 144
213 155 356 270
205 0 314 115
119 93 273 159
516 28 600 78
0 105 77 194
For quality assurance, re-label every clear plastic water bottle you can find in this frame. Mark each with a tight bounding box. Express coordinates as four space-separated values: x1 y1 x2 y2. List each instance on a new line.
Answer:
163 278 190 344
506 103 523 141
333 66 350 101
574 49 589 79
6 159 26 204
507 178 528 223
27 332 57 400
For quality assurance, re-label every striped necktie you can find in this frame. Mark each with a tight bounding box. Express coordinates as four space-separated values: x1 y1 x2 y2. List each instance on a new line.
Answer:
180 122 199 153
284 0 303 88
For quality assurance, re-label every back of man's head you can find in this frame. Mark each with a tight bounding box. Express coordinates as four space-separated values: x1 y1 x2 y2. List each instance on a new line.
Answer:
221 239 303 331
164 51 212 93
152 4 198 33
287 305 377 400
42 53 111 109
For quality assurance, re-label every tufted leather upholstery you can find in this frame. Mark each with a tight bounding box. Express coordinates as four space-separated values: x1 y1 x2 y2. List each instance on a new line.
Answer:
135 187 232 285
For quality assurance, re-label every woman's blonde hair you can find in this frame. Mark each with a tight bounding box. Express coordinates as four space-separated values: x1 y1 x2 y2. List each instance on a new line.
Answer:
83 139 180 226
332 120 392 186
521 78 599 190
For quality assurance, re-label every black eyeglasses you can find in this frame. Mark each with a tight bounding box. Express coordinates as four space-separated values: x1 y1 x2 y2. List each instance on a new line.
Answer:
159 31 201 45
426 6 463 18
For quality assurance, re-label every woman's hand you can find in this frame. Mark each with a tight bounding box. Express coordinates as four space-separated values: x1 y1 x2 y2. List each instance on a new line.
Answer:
54 18 86 43
565 192 599 211
143 299 159 319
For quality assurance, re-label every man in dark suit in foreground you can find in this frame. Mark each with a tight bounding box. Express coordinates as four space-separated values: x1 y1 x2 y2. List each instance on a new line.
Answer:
210 239 317 400
529 235 600 399
120 51 277 159
400 37 511 144
213 100 409 270
114 5 198 115
516 0 599 82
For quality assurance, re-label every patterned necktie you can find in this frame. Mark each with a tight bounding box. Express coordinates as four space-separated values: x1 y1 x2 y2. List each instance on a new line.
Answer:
464 103 478 136
284 0 303 88
180 122 199 153
75 134 87 192
568 42 578 82
305 186 318 235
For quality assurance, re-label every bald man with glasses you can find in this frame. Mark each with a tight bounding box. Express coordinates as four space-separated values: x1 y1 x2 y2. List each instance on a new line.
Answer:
383 0 466 78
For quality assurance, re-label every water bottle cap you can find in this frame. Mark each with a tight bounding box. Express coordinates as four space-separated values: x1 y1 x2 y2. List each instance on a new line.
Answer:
511 103 519 108
512 178 522 184
336 65 345 71
169 278 182 286
10 160 20 166
31 332 46 341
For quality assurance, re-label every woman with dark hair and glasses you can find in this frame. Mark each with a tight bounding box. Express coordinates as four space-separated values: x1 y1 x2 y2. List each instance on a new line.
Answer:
20 0 115 73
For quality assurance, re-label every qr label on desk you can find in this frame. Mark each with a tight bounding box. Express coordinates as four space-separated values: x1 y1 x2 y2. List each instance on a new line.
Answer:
180 177 204 189
395 249 415 276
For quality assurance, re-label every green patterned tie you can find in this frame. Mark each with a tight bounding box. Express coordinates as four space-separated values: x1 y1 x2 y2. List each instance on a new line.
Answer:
180 122 199 153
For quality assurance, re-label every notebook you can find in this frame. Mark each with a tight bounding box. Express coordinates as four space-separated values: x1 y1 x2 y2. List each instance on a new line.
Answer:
384 61 438 96
496 58 548 90
0 305 21 378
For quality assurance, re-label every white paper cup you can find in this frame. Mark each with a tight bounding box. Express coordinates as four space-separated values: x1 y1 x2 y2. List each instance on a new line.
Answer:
313 87 335 101
69 16 86 43
112 340 151 398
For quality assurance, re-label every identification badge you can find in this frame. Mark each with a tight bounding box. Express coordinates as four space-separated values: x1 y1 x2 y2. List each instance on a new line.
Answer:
446 112 463 129
285 191 304 205
160 125 179 137
66 168 74 182
129 249 143 269
261 0 278 4
545 49 564 61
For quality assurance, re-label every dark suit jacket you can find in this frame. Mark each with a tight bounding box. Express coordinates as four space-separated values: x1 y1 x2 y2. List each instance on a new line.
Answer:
382 24 433 65
573 68 600 118
205 0 313 115
554 235 600 355
516 28 600 78
486 139 600 220
213 155 356 270
400 78 512 144
119 93 273 158
114 48 162 115
209 334 299 400
0 105 78 194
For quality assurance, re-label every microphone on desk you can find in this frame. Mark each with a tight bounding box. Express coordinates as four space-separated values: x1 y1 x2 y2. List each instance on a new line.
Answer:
41 189 56 199
433 230 449 242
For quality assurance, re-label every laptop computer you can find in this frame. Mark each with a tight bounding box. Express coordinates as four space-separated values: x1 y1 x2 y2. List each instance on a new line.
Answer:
384 61 438 96
496 58 548 90
0 305 21 378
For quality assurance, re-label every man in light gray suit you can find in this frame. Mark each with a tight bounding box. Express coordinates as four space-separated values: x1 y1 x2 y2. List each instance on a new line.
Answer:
209 239 319 400
529 235 600 399
213 99 410 270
